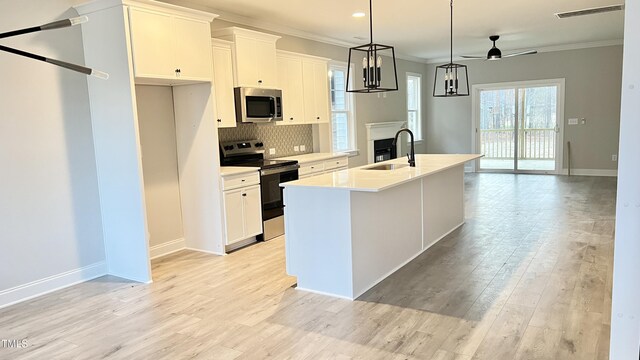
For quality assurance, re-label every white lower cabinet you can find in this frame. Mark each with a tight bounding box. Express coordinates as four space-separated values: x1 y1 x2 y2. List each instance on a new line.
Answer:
223 185 262 245
298 156 349 178
221 173 262 246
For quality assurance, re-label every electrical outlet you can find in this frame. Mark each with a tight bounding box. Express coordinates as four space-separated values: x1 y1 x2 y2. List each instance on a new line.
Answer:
568 118 579 125
612 154 618 161
269 148 276 155
300 145 306 152
580 118 587 125
294 146 300 152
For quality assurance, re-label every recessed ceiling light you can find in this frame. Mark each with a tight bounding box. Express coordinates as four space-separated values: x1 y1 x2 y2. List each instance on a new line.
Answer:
352 12 365 18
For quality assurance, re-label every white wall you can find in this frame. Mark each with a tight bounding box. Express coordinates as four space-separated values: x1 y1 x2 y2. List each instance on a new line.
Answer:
0 0 105 306
610 0 640 358
136 86 185 250
425 45 623 172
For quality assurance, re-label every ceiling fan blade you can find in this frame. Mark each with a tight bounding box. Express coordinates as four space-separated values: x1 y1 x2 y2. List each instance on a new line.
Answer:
503 50 538 58
460 55 485 59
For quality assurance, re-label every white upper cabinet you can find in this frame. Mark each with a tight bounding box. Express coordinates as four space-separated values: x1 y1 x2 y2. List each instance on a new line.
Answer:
303 59 330 124
276 51 330 125
129 7 214 84
276 53 305 125
212 39 236 128
212 27 280 88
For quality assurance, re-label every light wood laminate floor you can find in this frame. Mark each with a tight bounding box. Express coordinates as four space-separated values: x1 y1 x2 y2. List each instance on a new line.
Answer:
0 174 615 360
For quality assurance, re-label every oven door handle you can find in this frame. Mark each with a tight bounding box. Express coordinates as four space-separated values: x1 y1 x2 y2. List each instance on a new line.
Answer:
260 164 300 176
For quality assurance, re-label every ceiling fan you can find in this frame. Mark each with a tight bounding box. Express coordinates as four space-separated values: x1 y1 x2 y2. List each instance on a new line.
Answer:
462 35 537 60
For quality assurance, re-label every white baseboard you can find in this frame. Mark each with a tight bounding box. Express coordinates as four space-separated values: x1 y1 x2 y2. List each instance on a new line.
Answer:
0 261 107 309
562 168 618 177
149 238 186 259
295 286 355 300
225 237 257 253
184 247 226 256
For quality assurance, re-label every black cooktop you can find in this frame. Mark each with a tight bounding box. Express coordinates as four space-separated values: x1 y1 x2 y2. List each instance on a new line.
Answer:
232 159 298 170
219 139 298 169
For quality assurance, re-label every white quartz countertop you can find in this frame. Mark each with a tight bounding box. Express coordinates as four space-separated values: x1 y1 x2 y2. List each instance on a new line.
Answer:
220 166 260 177
282 154 482 192
273 152 348 164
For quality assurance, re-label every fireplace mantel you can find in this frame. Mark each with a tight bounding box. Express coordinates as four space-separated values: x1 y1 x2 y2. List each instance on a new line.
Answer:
365 122 405 164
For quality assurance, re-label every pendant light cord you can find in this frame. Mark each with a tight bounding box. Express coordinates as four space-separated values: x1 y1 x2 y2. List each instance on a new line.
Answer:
369 0 374 43
450 0 453 64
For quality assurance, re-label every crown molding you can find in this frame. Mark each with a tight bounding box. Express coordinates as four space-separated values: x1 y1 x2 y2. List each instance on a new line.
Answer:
75 0 217 21
425 39 624 64
211 8 430 64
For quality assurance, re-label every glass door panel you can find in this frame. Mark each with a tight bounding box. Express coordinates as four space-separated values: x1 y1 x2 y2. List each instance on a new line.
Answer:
479 88 516 170
516 86 558 171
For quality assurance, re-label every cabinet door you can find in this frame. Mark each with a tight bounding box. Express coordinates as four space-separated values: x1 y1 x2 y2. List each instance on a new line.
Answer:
212 45 237 128
302 59 330 124
277 55 305 125
173 16 213 81
302 60 316 124
223 189 245 244
234 36 260 87
255 40 277 87
242 185 263 237
312 61 330 124
128 8 174 79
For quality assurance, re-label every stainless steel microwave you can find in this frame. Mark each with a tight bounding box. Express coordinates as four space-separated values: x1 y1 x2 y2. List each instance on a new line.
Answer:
234 87 283 123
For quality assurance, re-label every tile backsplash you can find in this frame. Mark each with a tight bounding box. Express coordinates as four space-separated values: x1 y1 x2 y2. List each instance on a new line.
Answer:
219 123 314 159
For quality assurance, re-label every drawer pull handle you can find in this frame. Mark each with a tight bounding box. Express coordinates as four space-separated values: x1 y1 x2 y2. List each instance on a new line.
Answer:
241 179 245 182
242 193 247 197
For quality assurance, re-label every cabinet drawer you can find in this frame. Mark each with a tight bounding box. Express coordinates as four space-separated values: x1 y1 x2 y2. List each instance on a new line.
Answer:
324 157 349 171
222 172 260 190
298 161 325 176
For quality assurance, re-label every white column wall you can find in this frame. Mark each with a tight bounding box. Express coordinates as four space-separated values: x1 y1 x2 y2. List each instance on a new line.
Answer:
610 0 640 358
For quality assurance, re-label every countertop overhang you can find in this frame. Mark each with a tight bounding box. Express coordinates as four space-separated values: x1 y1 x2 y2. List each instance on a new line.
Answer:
281 154 482 192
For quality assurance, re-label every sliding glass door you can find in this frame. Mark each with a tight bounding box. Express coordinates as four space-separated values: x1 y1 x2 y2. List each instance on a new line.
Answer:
474 80 564 173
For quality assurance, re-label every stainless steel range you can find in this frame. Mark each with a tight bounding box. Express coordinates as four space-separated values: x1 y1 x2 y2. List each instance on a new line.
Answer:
220 140 299 241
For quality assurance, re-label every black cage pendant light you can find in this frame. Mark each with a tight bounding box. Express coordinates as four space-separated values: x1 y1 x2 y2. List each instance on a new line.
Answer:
433 0 469 97
346 0 398 93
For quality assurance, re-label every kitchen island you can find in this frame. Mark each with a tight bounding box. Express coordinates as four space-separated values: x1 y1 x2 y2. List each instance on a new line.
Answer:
282 154 481 300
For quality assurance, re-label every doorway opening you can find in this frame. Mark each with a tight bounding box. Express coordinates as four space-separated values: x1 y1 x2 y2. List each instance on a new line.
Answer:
472 79 565 174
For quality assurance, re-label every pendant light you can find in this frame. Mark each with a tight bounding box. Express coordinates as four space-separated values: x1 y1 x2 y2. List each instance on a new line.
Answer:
346 0 398 93
433 0 469 97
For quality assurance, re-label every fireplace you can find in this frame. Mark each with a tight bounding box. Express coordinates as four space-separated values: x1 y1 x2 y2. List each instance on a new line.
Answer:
373 138 397 163
365 121 405 164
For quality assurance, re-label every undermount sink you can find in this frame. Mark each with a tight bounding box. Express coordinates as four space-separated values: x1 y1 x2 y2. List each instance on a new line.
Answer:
364 163 409 171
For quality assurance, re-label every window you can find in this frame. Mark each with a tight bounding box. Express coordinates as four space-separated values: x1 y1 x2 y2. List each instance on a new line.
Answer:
330 63 356 152
406 73 422 141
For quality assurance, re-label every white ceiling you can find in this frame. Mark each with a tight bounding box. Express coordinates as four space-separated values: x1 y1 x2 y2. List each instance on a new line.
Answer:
171 0 624 61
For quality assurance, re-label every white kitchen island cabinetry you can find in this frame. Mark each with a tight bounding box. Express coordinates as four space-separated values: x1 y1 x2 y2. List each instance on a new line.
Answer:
211 39 236 128
129 7 213 84
212 27 280 88
282 154 481 299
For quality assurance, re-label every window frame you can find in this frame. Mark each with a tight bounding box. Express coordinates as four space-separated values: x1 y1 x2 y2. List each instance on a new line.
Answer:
406 72 423 142
329 61 358 154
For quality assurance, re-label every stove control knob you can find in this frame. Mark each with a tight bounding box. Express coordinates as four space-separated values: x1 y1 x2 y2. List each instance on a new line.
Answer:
224 145 234 151
255 142 264 148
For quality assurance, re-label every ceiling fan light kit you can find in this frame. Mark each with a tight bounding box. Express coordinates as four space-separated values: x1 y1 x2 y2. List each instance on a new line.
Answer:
346 0 398 93
433 0 469 97
461 35 538 61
